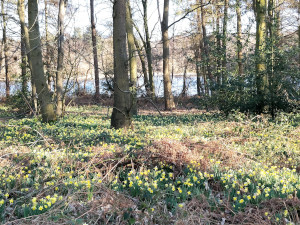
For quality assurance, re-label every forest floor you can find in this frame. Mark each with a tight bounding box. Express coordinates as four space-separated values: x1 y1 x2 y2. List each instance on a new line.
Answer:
0 101 299 224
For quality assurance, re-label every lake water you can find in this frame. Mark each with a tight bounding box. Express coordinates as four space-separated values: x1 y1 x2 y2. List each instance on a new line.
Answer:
0 75 200 98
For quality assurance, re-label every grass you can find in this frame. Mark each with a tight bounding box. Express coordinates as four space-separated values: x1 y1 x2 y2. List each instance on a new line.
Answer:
0 104 299 224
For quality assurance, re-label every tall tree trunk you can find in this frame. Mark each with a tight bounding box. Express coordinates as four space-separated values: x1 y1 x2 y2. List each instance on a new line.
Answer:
161 0 175 110
90 0 100 99
298 0 300 67
28 0 56 122
236 0 243 86
21 27 27 95
195 2 203 96
182 60 188 97
254 0 268 113
56 0 67 117
268 0 278 118
216 0 221 87
18 0 37 113
45 0 52 91
1 0 9 98
0 37 2 81
134 36 149 94
200 0 213 94
142 0 155 99
19 0 27 95
111 0 131 129
222 0 228 85
126 0 138 115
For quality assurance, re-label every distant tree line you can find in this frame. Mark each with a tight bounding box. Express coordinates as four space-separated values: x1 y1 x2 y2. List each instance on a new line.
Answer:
0 0 299 127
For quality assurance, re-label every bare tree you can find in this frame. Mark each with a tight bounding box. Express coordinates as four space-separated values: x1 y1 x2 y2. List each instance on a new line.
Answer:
56 0 68 117
254 0 268 113
126 0 137 115
90 0 100 99
18 0 38 112
222 0 228 84
1 0 9 98
28 0 56 122
161 0 175 110
142 0 155 99
111 0 131 128
236 0 243 81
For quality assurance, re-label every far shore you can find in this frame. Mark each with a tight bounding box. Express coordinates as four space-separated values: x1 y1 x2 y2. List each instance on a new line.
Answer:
0 73 198 82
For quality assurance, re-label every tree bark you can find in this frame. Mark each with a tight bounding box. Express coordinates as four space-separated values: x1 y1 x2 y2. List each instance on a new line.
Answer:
254 0 268 113
18 0 37 113
21 26 27 95
182 60 188 97
298 0 300 67
45 0 52 91
134 36 149 94
161 0 175 110
195 1 203 96
111 0 131 129
236 0 243 82
222 0 228 84
28 0 56 122
216 0 221 87
1 0 9 98
126 0 138 115
142 0 155 99
56 0 67 117
90 0 100 99
200 0 214 94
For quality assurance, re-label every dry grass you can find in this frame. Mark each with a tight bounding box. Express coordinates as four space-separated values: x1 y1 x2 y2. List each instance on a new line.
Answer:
144 138 250 171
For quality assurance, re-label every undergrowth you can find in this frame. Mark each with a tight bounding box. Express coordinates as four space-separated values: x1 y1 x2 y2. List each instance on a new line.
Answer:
0 105 299 224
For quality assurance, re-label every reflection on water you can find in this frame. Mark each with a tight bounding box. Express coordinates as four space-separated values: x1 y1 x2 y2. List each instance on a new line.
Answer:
0 75 199 98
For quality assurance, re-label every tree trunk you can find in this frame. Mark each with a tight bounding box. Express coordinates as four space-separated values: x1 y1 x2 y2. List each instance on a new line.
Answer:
142 0 155 99
126 1 138 115
298 0 300 67
254 0 268 113
0 37 2 81
216 0 221 87
134 36 149 94
111 0 131 129
90 0 100 99
222 0 228 84
161 0 175 110
18 0 38 112
1 0 9 98
182 60 188 97
195 2 203 96
28 0 56 122
200 0 213 94
236 0 243 84
45 0 52 91
56 0 67 117
21 27 27 95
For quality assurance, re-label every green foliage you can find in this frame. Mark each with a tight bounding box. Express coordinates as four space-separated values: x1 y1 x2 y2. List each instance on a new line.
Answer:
6 90 31 115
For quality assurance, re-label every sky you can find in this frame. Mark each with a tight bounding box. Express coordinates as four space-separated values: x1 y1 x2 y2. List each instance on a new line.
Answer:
0 0 298 43
66 0 186 40
63 0 262 40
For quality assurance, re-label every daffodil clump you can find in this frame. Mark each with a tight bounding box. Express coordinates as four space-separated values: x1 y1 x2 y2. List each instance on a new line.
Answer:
220 163 300 209
110 160 300 220
111 162 216 209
